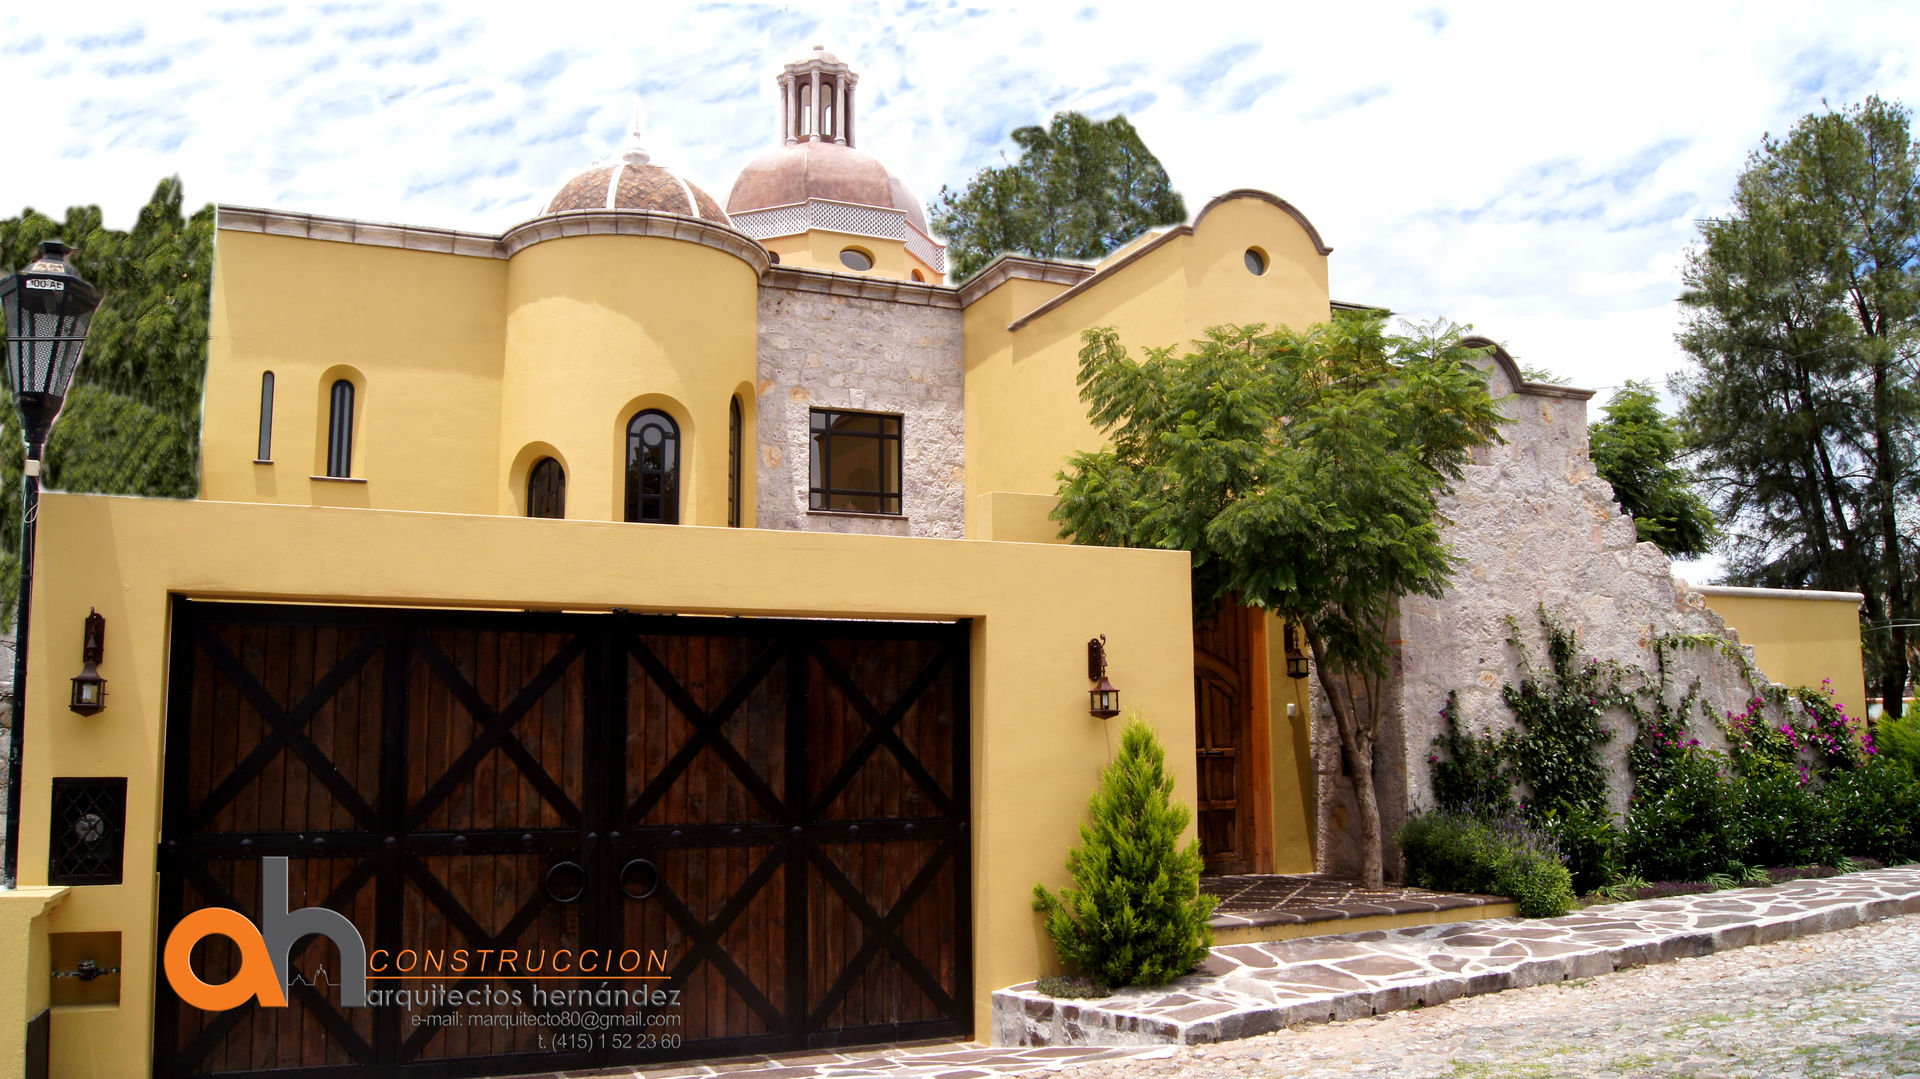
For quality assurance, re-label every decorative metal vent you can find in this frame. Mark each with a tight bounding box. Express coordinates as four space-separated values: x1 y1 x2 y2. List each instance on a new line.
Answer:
48 777 126 885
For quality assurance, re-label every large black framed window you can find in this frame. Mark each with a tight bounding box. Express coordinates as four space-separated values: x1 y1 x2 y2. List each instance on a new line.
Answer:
809 409 901 515
325 379 354 477
727 396 743 528
527 456 566 519
625 410 680 524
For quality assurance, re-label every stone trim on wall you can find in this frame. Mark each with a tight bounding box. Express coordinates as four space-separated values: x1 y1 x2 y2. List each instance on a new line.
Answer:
218 205 774 276
1688 584 1867 603
217 205 505 258
954 255 1096 308
766 264 960 308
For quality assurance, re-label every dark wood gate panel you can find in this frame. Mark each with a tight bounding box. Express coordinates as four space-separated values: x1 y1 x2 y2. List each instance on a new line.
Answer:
1194 603 1262 876
156 602 970 1079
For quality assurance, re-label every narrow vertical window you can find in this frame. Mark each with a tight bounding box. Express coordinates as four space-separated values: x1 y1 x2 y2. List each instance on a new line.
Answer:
624 410 680 524
527 456 566 519
326 379 355 478
256 371 274 461
727 396 742 528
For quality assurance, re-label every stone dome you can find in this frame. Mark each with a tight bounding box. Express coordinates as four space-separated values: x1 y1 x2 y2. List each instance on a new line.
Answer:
542 104 730 225
728 140 927 233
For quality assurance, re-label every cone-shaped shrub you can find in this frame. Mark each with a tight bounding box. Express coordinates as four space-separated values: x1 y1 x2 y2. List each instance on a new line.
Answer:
1032 717 1218 986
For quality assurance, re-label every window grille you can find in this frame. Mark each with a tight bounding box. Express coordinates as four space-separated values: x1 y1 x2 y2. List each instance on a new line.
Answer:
49 777 126 885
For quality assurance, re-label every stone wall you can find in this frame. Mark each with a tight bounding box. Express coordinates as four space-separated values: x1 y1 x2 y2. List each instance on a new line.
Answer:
755 282 966 538
1315 352 1783 880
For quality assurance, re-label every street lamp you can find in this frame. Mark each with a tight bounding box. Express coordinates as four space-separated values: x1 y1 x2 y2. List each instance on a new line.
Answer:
0 241 104 889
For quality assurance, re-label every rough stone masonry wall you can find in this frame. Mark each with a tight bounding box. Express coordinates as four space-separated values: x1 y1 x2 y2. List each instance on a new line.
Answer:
755 284 966 538
1315 357 1782 880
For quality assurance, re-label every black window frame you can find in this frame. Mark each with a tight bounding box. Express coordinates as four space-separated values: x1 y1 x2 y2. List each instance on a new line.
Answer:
325 379 354 478
727 396 743 528
527 456 566 519
808 408 902 515
625 410 681 524
256 371 274 462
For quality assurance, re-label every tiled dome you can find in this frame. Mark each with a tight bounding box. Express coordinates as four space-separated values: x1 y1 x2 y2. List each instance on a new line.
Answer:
728 140 926 233
542 105 729 225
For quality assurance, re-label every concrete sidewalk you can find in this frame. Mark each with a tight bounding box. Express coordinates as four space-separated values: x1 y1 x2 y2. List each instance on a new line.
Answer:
993 864 1920 1048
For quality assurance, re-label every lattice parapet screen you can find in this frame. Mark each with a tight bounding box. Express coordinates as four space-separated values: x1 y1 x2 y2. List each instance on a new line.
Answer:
732 199 947 273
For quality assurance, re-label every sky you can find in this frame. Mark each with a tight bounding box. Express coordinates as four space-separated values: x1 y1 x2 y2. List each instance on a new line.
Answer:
1 0 1915 575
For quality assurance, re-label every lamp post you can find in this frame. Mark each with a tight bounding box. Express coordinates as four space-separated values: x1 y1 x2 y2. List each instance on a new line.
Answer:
0 241 104 889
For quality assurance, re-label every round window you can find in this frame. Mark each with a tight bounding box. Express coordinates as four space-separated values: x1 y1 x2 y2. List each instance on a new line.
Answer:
1244 247 1268 276
839 248 874 271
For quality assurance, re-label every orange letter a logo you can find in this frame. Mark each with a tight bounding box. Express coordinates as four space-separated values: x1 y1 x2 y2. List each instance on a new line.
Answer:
163 907 289 1010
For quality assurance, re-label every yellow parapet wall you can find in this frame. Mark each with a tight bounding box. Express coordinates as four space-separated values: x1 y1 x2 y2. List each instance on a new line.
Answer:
13 492 1194 1077
1692 585 1867 715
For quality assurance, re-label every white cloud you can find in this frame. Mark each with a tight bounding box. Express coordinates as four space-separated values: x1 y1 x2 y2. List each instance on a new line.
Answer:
0 0 1915 418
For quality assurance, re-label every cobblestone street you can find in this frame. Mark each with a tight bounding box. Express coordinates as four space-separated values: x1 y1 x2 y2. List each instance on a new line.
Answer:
1057 911 1920 1078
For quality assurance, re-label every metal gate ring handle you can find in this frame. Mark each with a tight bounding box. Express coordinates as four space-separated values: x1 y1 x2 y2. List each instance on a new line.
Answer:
545 861 586 904
619 858 660 901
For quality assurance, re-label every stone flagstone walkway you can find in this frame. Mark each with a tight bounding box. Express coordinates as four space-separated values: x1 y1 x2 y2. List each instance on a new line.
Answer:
552 865 1920 1078
993 863 1920 1048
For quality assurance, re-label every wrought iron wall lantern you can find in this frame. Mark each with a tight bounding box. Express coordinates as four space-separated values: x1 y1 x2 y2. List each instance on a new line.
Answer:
69 609 106 716
1283 623 1310 679
1087 635 1121 719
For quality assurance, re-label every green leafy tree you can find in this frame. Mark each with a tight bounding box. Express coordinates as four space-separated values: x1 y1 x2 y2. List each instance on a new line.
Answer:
1589 381 1717 557
1676 97 1919 716
1053 311 1503 887
1032 717 1217 987
930 112 1186 283
0 178 213 621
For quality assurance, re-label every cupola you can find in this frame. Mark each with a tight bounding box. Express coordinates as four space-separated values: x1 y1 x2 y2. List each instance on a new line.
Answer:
727 48 946 282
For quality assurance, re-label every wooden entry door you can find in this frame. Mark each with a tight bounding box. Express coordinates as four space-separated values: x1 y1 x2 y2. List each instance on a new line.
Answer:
1193 603 1269 875
155 601 971 1079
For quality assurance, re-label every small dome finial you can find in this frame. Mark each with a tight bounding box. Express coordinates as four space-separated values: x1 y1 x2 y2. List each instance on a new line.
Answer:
619 98 650 165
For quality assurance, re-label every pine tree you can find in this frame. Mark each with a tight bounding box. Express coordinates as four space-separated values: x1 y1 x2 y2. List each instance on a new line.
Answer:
1032 718 1217 987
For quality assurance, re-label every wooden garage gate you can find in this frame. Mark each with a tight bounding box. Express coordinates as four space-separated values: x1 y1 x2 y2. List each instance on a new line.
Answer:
155 600 971 1078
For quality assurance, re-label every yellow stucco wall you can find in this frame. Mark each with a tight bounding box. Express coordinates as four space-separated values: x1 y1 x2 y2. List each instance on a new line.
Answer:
760 227 939 283
204 227 762 528
1695 586 1868 714
203 231 509 513
0 888 67 1079
960 193 1332 523
15 492 1193 1076
501 234 759 526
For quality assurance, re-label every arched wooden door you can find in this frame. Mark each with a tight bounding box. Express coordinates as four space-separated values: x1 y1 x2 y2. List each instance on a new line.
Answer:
1193 603 1271 875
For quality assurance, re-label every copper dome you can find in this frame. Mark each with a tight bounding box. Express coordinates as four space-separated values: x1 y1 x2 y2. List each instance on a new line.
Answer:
727 140 928 233
545 163 729 224
541 103 730 225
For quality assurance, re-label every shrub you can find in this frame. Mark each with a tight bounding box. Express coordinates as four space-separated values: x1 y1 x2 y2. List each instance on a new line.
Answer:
1032 718 1217 987
1501 611 1623 819
1734 770 1840 868
1538 802 1622 895
1875 710 1920 777
1398 809 1575 918
1622 746 1740 882
1825 758 1920 864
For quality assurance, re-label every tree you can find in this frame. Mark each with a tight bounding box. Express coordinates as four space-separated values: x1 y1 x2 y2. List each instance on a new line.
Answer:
1053 311 1502 887
1675 97 1919 716
0 177 213 621
1589 381 1717 557
1031 717 1217 987
930 112 1186 283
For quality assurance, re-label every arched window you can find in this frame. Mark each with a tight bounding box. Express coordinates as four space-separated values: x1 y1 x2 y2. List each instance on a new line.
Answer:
727 396 742 528
326 379 355 478
625 410 680 524
527 456 566 519
256 371 274 461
